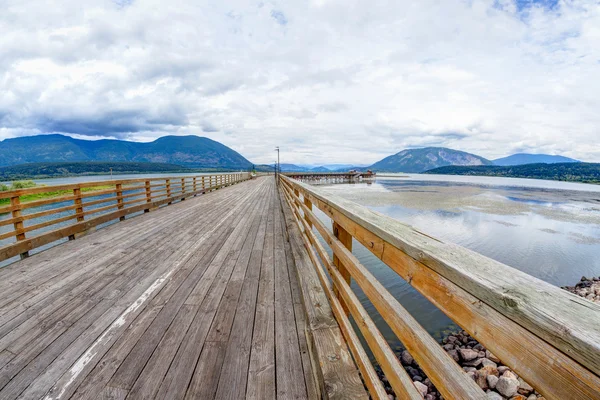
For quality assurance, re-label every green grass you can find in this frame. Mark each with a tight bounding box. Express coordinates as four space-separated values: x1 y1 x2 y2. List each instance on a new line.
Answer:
0 182 115 205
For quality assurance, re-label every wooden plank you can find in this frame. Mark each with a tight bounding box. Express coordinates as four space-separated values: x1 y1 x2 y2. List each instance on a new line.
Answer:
246 190 276 400
272 195 307 400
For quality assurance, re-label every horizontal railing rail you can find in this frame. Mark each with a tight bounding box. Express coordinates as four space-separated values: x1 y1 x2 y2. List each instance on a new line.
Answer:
279 174 600 400
0 172 251 262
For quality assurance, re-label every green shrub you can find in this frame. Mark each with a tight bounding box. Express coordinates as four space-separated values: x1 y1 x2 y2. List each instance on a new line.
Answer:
11 180 37 189
0 184 8 191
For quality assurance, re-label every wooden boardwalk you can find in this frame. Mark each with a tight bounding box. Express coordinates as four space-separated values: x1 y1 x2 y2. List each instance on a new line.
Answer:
0 177 319 399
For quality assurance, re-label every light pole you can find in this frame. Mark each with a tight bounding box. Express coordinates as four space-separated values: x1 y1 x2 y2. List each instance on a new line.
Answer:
275 147 280 184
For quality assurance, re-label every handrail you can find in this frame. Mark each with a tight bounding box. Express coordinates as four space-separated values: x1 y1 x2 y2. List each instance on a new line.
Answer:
279 174 600 400
0 172 251 262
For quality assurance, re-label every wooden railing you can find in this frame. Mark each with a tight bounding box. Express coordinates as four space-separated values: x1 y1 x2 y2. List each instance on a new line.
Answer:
0 172 250 262
279 175 600 400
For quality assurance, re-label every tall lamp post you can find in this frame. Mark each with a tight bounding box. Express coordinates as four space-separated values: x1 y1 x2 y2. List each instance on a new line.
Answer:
275 146 280 184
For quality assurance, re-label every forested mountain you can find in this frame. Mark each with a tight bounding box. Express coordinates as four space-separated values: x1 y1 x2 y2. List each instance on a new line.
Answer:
0 134 252 169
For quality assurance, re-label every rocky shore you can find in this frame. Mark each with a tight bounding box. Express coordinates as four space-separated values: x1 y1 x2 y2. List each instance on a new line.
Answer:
561 276 600 303
376 276 600 399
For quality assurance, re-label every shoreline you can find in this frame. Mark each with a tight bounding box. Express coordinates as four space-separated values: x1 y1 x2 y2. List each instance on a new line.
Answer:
377 276 599 399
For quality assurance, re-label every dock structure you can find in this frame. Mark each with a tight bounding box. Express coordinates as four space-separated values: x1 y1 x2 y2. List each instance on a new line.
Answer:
282 171 375 184
0 173 598 399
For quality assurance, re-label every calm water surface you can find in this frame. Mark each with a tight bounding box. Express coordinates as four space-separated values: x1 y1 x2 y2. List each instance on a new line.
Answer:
315 174 600 348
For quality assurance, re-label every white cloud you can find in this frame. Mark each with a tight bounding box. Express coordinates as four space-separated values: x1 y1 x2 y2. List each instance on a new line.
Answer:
1 0 599 164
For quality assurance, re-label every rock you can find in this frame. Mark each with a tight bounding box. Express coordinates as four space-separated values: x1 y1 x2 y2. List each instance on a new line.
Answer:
425 395 434 400
481 358 498 368
474 370 488 390
463 367 477 373
459 348 479 361
447 335 457 343
447 349 459 362
474 343 484 351
463 358 483 367
406 366 419 377
413 375 423 382
486 392 503 400
517 378 534 395
478 351 486 358
487 375 499 389
510 396 527 400
496 376 520 397
443 344 454 351
497 366 510 374
527 395 537 400
467 371 476 381
387 395 394 400
503 370 517 380
401 350 414 366
413 381 428 397
480 365 499 377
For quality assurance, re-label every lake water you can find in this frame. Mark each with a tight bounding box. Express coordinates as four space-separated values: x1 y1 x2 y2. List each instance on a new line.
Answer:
313 174 600 348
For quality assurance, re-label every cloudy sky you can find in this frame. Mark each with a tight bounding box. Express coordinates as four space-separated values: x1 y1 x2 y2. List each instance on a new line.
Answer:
1 0 599 164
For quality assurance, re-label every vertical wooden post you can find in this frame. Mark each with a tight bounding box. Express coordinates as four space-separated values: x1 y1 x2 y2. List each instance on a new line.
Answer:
145 180 151 212
303 194 313 229
181 178 186 200
193 177 197 195
69 186 84 241
116 183 125 221
166 179 171 205
202 176 205 192
333 221 352 314
10 196 28 259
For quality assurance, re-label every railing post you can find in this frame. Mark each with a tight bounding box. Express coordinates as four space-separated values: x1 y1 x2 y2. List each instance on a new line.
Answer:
166 179 171 205
193 177 197 195
333 221 352 314
69 186 84 241
304 194 313 229
202 176 206 192
10 196 28 259
116 183 125 221
144 180 151 212
181 178 186 201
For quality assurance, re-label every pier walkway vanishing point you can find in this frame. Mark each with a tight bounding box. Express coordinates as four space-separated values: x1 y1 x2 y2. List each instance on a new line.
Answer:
0 177 364 399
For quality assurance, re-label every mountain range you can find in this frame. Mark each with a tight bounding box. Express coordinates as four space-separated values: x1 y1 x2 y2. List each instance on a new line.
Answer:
0 134 585 174
0 134 252 169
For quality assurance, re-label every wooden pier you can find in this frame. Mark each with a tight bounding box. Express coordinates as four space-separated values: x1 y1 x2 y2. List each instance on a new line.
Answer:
0 172 598 399
282 171 375 184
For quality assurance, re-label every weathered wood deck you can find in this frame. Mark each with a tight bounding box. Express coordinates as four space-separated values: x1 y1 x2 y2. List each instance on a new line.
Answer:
0 177 323 399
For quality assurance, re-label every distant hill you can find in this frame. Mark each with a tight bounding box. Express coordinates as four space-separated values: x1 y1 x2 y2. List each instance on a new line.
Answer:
309 166 331 172
0 162 195 180
368 147 492 173
493 153 580 166
0 134 252 169
424 163 600 184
